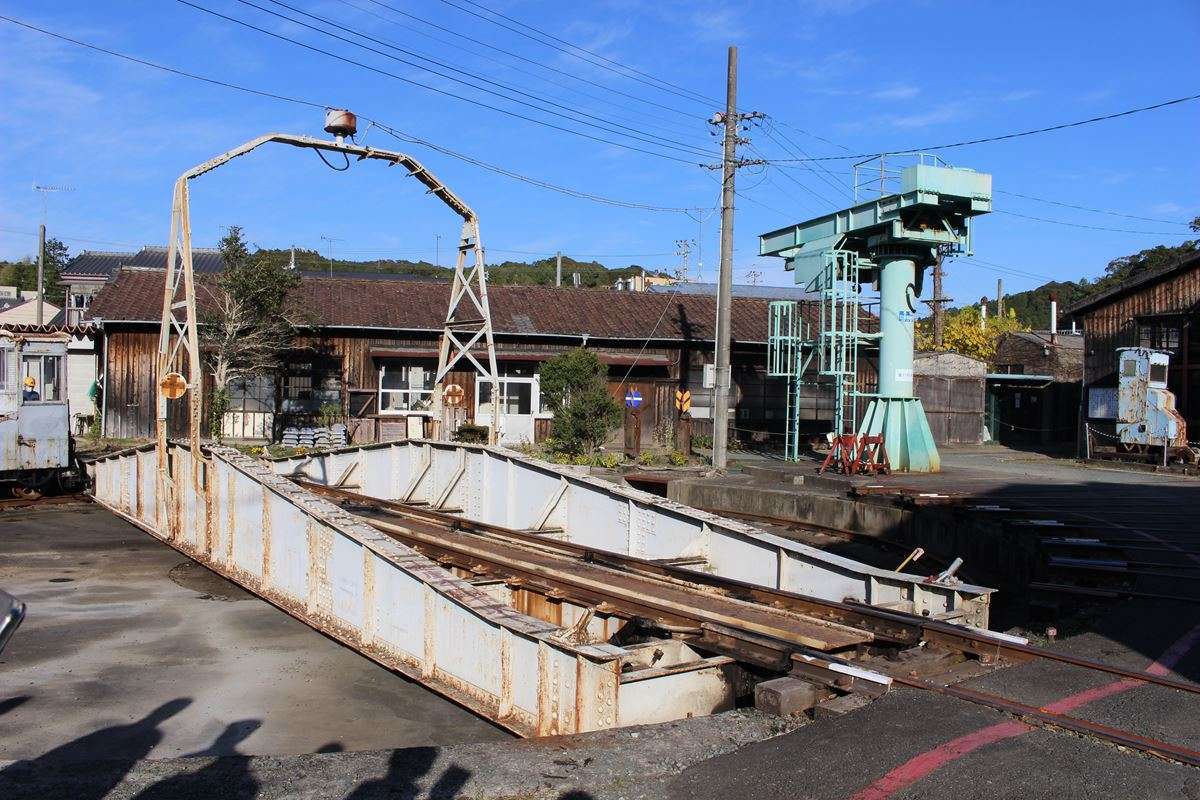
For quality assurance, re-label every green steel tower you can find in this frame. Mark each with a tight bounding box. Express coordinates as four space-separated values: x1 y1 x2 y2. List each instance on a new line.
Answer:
760 157 992 472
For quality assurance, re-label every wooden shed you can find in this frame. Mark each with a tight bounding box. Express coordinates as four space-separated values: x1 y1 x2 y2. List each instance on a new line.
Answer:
86 267 877 449
1065 251 1200 438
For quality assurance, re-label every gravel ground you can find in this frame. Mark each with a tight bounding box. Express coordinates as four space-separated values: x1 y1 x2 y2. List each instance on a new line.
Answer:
0 709 805 800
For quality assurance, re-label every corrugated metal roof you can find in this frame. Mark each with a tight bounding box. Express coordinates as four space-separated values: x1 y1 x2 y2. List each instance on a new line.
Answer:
62 246 227 279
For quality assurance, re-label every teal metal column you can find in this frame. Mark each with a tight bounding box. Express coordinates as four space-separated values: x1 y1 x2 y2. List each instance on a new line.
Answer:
859 255 940 472
878 256 916 397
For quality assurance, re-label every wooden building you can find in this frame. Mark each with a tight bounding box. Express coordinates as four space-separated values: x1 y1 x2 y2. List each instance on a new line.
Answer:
86 267 870 448
913 351 987 445
988 331 1083 448
1065 251 1200 438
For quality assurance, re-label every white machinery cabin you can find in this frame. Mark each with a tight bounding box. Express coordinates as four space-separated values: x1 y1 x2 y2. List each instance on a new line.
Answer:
0 327 71 477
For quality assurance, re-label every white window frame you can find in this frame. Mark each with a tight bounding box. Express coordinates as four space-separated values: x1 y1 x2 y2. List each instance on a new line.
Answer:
378 361 435 415
20 353 65 405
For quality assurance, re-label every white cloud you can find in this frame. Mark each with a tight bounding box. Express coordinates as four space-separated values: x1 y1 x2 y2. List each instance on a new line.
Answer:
688 6 749 43
871 84 920 101
885 105 958 129
1001 89 1039 102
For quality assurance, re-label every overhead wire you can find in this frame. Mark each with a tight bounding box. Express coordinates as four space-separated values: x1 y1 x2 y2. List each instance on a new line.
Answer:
174 1 706 165
763 92 1200 162
993 209 1197 236
759 121 853 205
0 13 701 213
994 191 1194 227
435 0 718 108
230 0 716 160
344 0 704 122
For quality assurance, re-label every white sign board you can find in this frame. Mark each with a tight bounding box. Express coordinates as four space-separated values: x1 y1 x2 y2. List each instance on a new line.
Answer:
894 368 913 383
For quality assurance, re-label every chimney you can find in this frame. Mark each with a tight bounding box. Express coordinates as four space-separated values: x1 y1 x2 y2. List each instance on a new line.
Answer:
980 296 989 329
1049 292 1058 345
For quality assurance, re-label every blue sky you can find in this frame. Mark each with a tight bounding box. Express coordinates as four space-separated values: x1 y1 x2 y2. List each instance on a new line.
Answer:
0 0 1197 309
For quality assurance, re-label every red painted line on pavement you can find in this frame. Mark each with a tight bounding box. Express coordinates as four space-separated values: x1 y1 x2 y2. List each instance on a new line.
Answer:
850 621 1200 800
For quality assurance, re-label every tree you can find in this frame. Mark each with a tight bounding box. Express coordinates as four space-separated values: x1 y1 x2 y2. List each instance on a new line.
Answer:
42 238 69 305
916 305 1025 362
202 226 303 440
538 349 622 455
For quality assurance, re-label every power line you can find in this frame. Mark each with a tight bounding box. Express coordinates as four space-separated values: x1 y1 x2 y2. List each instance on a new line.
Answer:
765 92 1200 162
993 209 1197 236
174 1 704 165
436 0 717 108
374 124 700 212
759 121 853 204
995 190 1194 226
254 0 713 154
0 14 701 214
489 248 674 258
228 0 716 160
766 122 1190 230
956 256 1058 283
343 0 703 123
0 225 141 249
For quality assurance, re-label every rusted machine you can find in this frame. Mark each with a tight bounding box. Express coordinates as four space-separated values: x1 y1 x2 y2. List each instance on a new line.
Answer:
0 327 80 498
1112 347 1198 464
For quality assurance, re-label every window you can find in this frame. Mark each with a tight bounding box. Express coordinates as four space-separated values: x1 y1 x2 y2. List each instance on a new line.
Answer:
66 292 93 325
0 347 7 391
479 380 533 415
1137 319 1181 353
379 360 435 413
282 355 342 415
995 364 1025 375
228 374 275 413
21 354 63 403
1150 363 1168 384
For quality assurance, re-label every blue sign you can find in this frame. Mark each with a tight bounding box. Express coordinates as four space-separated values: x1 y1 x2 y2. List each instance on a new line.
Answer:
625 389 643 409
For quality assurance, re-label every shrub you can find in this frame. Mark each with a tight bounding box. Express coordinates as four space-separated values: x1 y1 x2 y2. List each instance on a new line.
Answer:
636 451 658 466
539 349 622 455
668 451 688 466
453 423 490 444
593 452 622 469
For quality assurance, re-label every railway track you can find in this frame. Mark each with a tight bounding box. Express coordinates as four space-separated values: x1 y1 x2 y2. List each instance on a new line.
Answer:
0 493 88 511
295 479 1200 767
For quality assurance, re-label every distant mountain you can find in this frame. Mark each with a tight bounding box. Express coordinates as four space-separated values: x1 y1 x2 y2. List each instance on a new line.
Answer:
957 234 1200 327
254 248 669 288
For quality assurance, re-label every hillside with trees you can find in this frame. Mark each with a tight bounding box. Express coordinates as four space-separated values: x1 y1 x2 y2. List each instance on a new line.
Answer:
254 247 668 288
0 237 70 304
961 217 1200 328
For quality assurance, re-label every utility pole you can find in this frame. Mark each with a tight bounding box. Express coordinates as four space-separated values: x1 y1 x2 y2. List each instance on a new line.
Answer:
32 183 73 325
996 278 1004 319
36 224 45 325
320 234 343 278
931 253 946 348
556 251 562 287
710 46 764 470
674 239 693 282
435 234 441 267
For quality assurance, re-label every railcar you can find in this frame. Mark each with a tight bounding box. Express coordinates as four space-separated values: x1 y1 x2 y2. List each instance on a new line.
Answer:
0 327 82 499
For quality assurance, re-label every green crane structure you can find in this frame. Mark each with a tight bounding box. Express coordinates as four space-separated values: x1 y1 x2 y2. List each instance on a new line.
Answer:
760 156 992 472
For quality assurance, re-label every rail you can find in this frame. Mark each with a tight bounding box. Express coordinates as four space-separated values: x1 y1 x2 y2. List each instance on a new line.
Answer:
270 439 995 626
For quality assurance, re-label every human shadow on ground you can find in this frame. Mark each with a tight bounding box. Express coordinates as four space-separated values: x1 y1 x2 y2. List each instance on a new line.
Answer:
0 695 30 717
129 719 262 800
0 697 191 800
